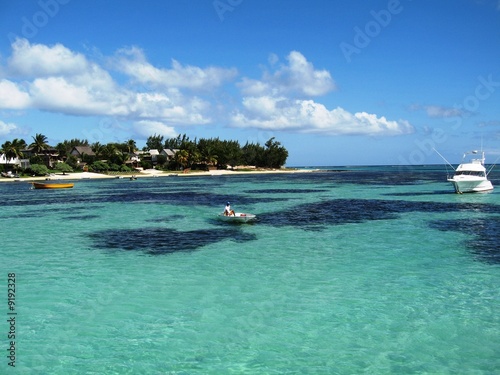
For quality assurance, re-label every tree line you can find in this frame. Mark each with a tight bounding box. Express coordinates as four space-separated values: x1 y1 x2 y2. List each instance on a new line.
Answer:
146 133 288 170
0 133 288 175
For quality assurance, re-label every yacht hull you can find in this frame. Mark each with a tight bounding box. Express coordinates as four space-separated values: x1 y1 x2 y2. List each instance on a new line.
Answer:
445 150 494 194
447 178 493 193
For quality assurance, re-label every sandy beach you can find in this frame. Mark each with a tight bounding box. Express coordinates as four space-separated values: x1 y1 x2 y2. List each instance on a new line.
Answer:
0 168 318 183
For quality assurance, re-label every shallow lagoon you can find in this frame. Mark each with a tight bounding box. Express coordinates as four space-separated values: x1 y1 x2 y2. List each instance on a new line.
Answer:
1 166 499 373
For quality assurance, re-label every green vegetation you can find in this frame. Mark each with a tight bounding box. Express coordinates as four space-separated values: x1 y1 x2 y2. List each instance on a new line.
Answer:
54 162 73 175
0 133 289 175
28 164 49 176
157 134 289 170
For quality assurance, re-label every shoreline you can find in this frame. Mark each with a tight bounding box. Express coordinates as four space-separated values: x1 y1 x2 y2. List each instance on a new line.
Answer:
0 168 319 183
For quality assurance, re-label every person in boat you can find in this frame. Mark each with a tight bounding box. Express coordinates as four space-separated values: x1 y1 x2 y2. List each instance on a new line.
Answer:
224 202 235 216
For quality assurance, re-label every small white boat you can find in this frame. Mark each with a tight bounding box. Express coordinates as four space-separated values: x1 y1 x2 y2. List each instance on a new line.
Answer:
217 212 257 223
447 150 494 193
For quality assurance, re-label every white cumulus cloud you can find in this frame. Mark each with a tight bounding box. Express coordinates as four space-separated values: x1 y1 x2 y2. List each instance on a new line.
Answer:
231 97 414 136
0 120 19 137
131 91 211 125
132 120 177 139
0 41 413 140
233 52 414 136
28 75 132 117
0 39 214 127
114 47 238 90
239 51 336 97
0 79 31 109
8 38 88 78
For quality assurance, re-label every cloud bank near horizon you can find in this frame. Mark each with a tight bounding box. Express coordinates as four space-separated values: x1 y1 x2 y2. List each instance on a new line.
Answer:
0 39 414 141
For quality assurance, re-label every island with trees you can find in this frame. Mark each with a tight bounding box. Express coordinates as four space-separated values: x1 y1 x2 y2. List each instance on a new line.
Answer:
0 133 289 177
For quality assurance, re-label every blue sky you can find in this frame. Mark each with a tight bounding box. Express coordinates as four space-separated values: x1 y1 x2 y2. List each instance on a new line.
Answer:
0 0 499 166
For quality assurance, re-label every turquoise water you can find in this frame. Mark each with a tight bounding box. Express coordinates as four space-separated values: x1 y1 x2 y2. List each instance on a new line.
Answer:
1 167 499 374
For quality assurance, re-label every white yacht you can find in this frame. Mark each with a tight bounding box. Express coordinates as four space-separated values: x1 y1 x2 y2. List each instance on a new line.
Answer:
447 151 493 193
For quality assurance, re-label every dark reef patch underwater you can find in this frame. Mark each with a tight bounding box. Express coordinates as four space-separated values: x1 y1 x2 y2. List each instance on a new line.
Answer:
430 217 500 265
258 198 500 229
4 170 498 264
85 196 500 261
87 227 257 255
257 198 500 264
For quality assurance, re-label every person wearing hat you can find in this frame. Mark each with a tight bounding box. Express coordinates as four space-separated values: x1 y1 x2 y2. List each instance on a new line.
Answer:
224 202 235 216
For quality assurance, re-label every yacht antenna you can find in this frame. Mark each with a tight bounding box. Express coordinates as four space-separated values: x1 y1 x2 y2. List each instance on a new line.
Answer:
433 148 455 171
486 154 500 176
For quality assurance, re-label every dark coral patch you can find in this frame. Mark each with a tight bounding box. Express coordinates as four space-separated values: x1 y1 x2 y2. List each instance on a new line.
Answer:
64 215 100 221
245 189 328 195
259 199 398 228
259 199 500 229
430 217 500 264
89 189 287 207
257 198 500 264
87 227 257 255
314 169 446 186
145 215 185 223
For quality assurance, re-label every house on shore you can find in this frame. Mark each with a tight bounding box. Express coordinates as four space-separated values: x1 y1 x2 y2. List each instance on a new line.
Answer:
70 146 95 160
69 146 96 171
149 149 160 163
21 148 59 168
0 154 18 165
160 148 179 162
0 154 21 170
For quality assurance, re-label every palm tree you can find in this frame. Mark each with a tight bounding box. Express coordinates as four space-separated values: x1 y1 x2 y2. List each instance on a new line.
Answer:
1 139 26 172
91 142 105 159
174 149 189 171
56 138 89 160
125 139 137 154
13 138 27 156
146 134 164 151
1 141 14 163
200 145 218 168
102 143 128 166
29 133 49 154
188 149 201 168
29 133 51 167
4 138 26 158
103 143 119 159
